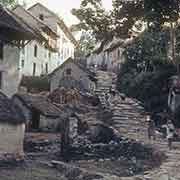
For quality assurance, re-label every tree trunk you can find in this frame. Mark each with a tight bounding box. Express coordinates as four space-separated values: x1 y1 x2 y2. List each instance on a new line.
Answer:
170 22 179 73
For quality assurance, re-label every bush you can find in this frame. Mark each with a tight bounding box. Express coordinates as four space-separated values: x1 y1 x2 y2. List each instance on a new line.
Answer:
117 64 176 112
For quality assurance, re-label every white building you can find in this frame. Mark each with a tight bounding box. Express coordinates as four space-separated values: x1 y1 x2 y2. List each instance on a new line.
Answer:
27 3 77 73
0 4 77 97
87 37 131 73
13 3 77 76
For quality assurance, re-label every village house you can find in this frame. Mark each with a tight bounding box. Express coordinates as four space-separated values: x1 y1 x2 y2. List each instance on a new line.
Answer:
27 3 78 71
0 5 43 97
87 37 133 73
13 5 59 76
0 3 78 97
103 38 125 73
12 93 62 131
49 58 96 93
0 92 26 157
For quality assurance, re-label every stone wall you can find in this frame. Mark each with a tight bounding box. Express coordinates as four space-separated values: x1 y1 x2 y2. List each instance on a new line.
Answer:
0 123 25 155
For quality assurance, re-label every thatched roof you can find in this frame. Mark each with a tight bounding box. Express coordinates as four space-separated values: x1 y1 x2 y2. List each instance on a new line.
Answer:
0 92 25 125
13 93 62 118
0 5 41 45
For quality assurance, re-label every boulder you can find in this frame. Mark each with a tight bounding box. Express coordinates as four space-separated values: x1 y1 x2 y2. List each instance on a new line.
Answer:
88 122 121 143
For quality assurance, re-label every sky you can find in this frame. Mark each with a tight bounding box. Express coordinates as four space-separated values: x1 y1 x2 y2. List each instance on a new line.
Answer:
20 0 112 26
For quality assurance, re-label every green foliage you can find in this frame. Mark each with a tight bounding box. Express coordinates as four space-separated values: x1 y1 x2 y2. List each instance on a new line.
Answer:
75 31 96 57
0 0 17 8
124 29 170 72
117 65 176 112
117 29 177 112
72 0 112 40
72 0 145 41
112 0 144 38
144 0 179 26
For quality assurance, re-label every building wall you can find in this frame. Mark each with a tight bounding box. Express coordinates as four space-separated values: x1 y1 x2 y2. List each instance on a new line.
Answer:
87 46 125 73
20 41 58 76
0 45 21 97
50 62 93 92
28 4 75 67
0 123 25 156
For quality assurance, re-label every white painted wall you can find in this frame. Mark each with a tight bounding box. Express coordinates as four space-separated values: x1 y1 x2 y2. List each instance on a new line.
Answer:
19 41 57 76
0 45 21 97
0 123 25 156
28 4 75 68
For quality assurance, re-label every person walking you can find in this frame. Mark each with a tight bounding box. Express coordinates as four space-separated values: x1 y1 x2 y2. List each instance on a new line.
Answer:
166 124 174 150
147 115 156 140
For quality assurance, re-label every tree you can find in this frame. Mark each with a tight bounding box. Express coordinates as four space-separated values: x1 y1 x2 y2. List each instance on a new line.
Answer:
112 0 144 38
144 0 179 26
72 0 146 41
72 0 112 41
144 0 180 72
74 31 96 57
0 0 17 8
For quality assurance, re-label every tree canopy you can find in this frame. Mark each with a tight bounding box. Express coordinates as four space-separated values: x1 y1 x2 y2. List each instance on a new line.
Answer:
144 0 179 25
72 0 146 41
0 0 17 8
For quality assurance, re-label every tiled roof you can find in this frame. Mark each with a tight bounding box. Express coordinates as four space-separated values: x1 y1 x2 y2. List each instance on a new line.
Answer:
13 93 62 118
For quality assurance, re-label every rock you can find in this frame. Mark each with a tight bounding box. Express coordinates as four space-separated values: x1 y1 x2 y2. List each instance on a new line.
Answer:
88 123 116 143
51 160 104 180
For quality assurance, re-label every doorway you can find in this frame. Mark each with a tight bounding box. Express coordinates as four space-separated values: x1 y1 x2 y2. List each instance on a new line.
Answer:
31 108 40 129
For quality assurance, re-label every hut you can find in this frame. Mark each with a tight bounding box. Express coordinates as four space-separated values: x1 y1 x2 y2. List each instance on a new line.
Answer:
0 92 25 157
12 93 62 131
49 58 96 93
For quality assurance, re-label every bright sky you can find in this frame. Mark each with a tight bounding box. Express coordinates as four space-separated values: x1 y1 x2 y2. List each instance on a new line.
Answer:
20 0 112 26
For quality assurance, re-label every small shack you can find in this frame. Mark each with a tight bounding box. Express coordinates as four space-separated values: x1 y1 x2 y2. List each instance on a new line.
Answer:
12 93 62 131
0 92 25 157
49 58 96 93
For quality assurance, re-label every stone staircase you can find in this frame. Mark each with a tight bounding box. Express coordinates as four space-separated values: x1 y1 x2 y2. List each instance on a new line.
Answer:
95 70 148 142
95 70 180 180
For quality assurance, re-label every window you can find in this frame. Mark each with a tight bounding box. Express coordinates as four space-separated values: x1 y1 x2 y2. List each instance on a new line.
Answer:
45 63 48 74
66 68 72 75
34 45 38 57
118 49 120 57
0 43 4 60
33 63 36 76
21 60 25 68
39 14 44 21
48 52 51 59
0 72 2 89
